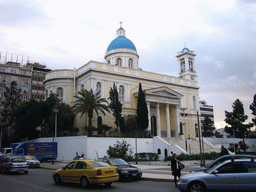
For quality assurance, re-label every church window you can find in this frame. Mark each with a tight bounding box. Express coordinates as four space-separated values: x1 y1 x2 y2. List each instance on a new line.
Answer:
193 96 196 109
128 58 133 68
57 87 63 102
119 85 124 102
97 116 103 135
107 60 111 64
189 58 193 71
96 82 101 97
81 84 84 90
116 58 122 66
180 59 185 72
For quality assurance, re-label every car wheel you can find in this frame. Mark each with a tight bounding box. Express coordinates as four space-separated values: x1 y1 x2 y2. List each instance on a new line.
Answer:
24 171 28 174
188 182 206 192
80 177 89 188
105 182 112 187
54 174 61 184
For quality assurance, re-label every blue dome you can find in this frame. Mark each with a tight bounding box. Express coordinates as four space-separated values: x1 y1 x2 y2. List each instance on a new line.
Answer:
107 36 137 52
182 47 189 51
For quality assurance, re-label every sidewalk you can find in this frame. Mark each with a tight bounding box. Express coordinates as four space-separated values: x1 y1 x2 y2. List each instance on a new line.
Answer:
40 160 202 182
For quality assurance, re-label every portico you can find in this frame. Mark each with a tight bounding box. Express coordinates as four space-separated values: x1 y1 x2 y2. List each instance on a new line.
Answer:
135 86 183 138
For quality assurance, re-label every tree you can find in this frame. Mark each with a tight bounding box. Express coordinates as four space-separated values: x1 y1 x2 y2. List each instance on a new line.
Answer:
123 115 138 134
47 102 78 137
12 99 51 141
0 81 22 146
225 99 253 140
250 94 256 125
109 84 122 135
101 124 112 137
136 83 148 136
201 116 214 137
72 89 110 136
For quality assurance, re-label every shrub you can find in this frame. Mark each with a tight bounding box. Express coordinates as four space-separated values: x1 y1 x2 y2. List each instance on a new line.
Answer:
220 145 229 156
164 152 221 161
107 140 133 161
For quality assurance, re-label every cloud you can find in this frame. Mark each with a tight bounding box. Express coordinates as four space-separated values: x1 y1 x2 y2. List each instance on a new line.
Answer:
227 75 238 82
0 0 47 27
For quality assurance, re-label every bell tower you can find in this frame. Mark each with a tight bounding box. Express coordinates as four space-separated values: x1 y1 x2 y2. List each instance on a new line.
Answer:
176 46 197 81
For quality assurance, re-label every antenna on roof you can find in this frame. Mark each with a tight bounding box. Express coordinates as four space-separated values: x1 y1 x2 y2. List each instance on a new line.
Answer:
120 22 122 28
184 42 186 48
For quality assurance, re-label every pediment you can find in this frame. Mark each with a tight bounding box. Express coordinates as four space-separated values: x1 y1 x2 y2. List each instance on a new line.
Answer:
144 87 183 99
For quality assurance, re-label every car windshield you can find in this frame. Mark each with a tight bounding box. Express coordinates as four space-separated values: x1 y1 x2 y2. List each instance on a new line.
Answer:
25 156 37 160
90 161 110 167
11 157 26 162
110 158 129 166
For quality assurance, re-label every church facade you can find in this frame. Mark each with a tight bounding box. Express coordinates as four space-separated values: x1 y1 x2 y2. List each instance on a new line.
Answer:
44 24 200 139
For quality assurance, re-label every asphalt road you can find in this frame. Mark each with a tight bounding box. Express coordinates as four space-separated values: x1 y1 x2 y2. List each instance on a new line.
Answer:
0 168 180 192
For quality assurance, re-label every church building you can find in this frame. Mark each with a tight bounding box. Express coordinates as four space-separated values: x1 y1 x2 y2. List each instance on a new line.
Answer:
44 24 200 140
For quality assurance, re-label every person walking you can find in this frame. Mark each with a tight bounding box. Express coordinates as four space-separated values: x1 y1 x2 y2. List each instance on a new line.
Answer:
171 153 181 188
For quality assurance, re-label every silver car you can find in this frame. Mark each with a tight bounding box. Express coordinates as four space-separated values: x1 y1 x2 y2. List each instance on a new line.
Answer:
177 159 256 192
0 156 29 174
24 155 41 168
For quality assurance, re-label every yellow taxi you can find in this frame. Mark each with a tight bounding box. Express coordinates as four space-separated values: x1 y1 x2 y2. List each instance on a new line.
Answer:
52 159 119 188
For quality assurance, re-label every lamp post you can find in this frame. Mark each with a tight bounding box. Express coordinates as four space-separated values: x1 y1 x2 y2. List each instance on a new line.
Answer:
52 108 59 165
180 107 187 153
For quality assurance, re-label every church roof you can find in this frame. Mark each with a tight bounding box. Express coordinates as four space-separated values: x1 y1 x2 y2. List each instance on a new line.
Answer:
107 36 137 52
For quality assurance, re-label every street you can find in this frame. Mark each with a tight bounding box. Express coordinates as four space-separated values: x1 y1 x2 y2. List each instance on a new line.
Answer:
0 169 180 192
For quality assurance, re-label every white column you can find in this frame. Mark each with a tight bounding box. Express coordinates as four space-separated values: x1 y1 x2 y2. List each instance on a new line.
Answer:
175 105 180 137
156 103 161 137
166 104 171 138
147 102 151 134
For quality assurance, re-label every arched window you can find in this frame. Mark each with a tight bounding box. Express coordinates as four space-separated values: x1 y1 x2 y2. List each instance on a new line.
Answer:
195 123 199 137
180 59 185 72
128 58 133 68
107 60 111 64
97 116 103 135
158 149 161 155
116 58 122 66
164 149 168 158
193 96 196 109
96 82 101 97
189 58 193 71
119 85 124 102
180 122 183 135
81 84 84 90
57 87 63 102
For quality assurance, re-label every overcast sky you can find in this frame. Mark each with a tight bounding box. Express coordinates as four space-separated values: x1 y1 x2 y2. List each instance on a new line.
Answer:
0 0 255 129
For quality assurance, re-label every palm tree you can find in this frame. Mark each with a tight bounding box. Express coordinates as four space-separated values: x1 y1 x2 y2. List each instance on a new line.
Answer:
72 89 110 136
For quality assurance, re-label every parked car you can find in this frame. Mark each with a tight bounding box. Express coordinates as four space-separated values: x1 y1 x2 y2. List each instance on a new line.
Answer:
24 156 40 168
100 157 142 180
0 154 6 163
177 158 256 192
52 159 119 188
0 156 29 174
190 154 256 172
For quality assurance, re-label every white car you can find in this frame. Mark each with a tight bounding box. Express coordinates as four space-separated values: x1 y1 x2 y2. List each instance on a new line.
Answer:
177 159 256 192
24 156 40 168
0 156 29 174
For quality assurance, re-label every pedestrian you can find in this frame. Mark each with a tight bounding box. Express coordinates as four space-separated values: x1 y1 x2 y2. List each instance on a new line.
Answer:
79 154 85 159
171 153 181 188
